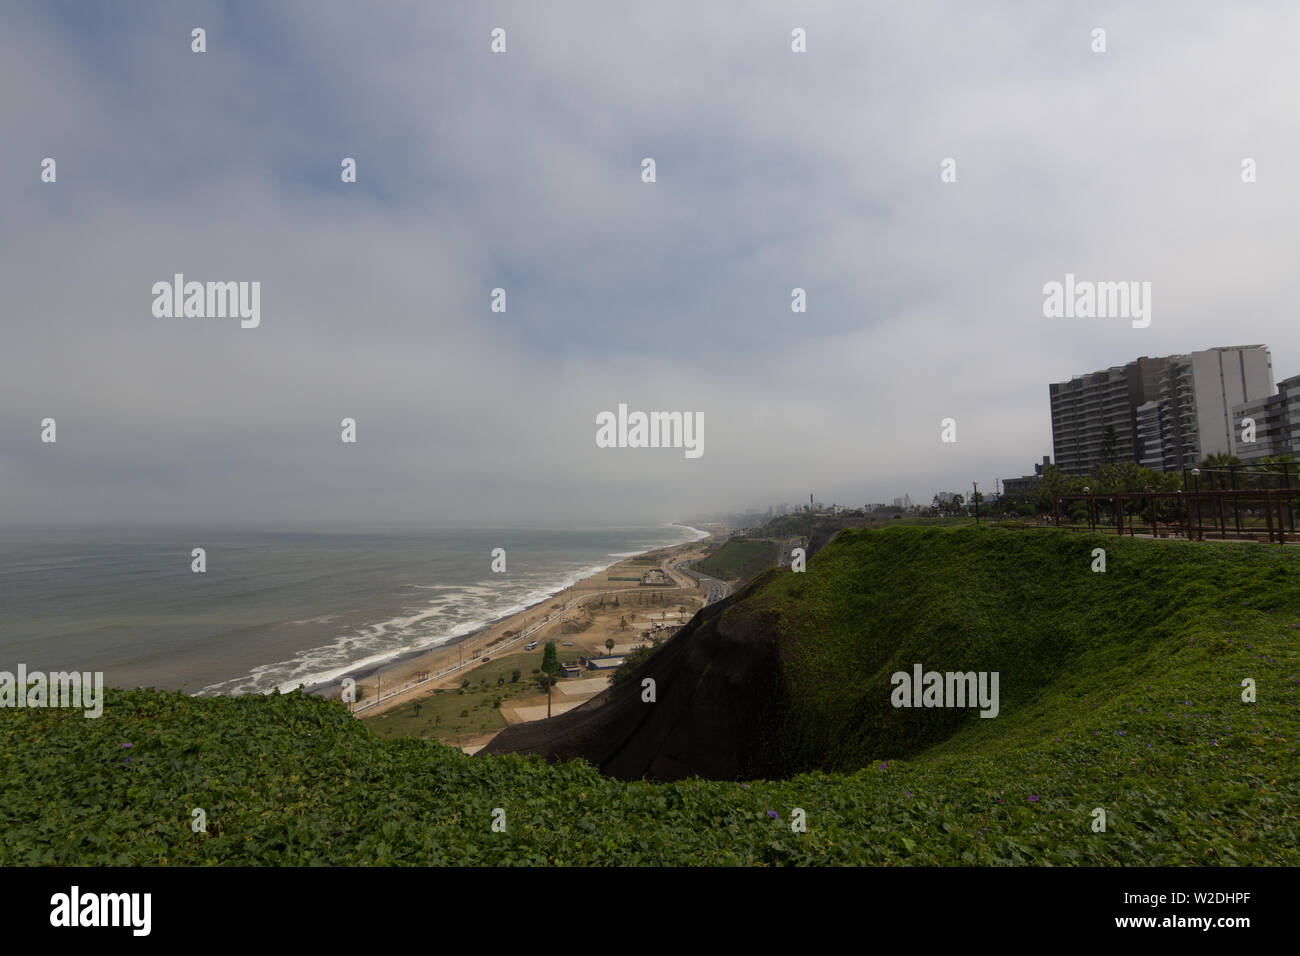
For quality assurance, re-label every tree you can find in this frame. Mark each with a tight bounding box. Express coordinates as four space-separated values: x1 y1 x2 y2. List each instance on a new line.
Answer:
1199 452 1244 490
1100 424 1118 464
536 641 565 718
540 640 561 677
413 701 423 718
605 637 615 655
1031 464 1080 514
620 615 627 630
609 643 656 685
511 669 521 683
535 672 558 717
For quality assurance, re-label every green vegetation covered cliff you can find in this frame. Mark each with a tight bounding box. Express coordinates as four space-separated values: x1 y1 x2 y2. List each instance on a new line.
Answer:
3 527 1297 865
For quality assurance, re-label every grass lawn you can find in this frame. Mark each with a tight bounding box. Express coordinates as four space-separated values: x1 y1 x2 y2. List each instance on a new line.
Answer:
365 651 553 742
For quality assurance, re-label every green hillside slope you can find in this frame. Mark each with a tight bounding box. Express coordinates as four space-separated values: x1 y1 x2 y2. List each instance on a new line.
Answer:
694 537 779 582
2 527 1295 865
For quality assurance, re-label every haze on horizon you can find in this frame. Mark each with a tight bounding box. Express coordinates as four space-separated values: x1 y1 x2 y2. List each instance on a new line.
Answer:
4 1 1300 529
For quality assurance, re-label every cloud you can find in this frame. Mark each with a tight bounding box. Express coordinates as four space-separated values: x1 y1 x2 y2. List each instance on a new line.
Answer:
3 1 1300 524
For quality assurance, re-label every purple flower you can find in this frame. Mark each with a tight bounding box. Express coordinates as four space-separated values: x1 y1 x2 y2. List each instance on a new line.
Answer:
767 810 779 819
1028 795 1040 803
122 742 132 749
1117 730 1125 736
876 763 888 770
904 791 912 798
741 783 749 789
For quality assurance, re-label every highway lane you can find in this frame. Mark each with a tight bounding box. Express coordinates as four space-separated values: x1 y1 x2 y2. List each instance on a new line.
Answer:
674 561 729 605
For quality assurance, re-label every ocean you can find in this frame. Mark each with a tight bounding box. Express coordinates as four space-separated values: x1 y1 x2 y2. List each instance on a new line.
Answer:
0 524 706 695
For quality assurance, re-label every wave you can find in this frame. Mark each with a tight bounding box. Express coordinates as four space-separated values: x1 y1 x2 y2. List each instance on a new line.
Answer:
197 560 616 697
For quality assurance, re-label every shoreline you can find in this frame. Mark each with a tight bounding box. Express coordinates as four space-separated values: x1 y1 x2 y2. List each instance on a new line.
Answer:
342 531 715 719
302 525 711 707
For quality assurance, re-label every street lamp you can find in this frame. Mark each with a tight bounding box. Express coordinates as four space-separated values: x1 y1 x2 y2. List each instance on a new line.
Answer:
1191 468 1201 540
1082 486 1092 532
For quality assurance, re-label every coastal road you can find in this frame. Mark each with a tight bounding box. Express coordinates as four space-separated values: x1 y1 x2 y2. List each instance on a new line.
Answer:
675 561 729 605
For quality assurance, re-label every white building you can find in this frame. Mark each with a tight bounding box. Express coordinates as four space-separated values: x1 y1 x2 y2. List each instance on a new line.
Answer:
1137 346 1274 470
1234 373 1300 462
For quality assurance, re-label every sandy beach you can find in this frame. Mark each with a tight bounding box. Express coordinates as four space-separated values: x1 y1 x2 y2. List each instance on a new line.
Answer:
336 533 721 746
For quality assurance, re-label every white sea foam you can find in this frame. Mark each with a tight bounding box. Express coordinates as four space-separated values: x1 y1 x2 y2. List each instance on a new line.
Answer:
197 561 617 697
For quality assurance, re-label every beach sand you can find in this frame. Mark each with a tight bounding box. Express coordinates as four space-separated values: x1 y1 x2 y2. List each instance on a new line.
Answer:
338 537 719 741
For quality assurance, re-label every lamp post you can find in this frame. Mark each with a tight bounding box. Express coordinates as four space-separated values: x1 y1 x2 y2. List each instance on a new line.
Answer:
1191 468 1201 541
1083 486 1092 532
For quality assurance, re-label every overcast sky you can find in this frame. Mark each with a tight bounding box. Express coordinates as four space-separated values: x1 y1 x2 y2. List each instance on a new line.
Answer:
3 1 1299 527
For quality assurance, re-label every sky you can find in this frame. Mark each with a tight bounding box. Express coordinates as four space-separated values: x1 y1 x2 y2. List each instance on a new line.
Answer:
3 1 1300 527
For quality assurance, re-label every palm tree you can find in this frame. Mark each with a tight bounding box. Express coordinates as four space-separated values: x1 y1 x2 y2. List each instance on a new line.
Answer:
605 637 615 655
536 672 557 717
1199 452 1244 490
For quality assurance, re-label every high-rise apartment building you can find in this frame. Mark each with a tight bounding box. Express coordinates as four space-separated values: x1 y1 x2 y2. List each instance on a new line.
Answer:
1139 346 1274 470
1049 356 1168 475
1233 373 1300 462
1051 346 1274 475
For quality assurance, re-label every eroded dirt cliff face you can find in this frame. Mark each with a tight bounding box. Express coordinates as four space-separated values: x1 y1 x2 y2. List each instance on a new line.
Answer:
479 579 789 782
